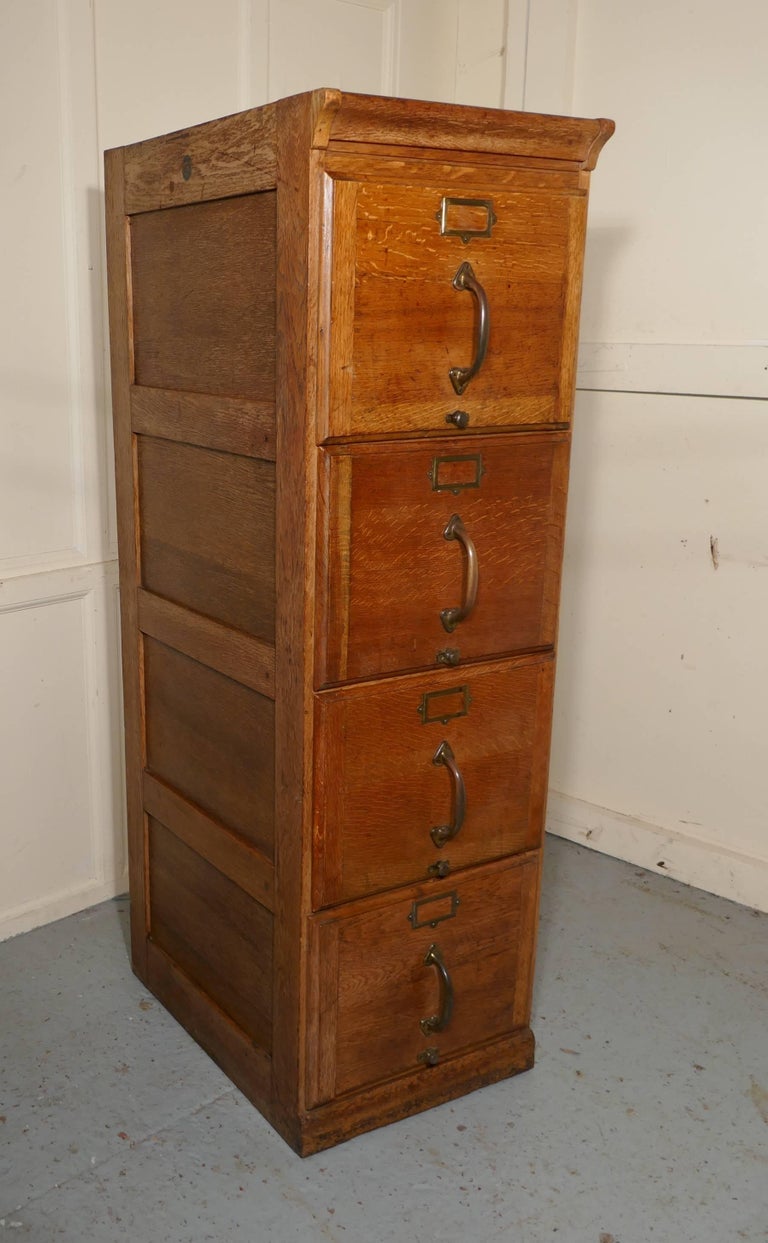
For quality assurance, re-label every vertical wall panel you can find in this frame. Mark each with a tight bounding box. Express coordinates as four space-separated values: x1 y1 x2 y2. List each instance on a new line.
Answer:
94 0 245 150
455 0 507 107
0 567 125 939
268 0 393 100
0 0 80 570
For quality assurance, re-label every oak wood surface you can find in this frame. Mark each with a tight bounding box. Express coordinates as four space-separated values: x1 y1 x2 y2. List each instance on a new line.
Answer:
131 194 276 398
313 655 554 905
143 772 275 911
324 92 613 168
270 92 323 1146
106 89 613 1156
144 637 275 856
318 432 570 683
324 174 579 437
298 1026 534 1156
145 939 272 1119
137 435 276 642
308 854 539 1103
149 817 274 1051
130 386 276 461
323 149 586 185
137 588 275 700
121 103 277 213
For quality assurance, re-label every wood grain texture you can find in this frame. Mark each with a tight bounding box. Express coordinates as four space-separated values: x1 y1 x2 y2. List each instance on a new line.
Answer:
325 92 613 168
143 772 275 911
131 194 276 399
137 436 275 642
558 193 590 425
318 432 570 684
145 939 272 1118
104 147 148 977
131 387 276 461
307 854 539 1103
298 1025 534 1156
121 103 277 213
324 175 580 437
148 818 273 1050
270 92 323 1146
137 588 275 699
323 150 585 188
106 91 614 1156
144 637 275 857
313 655 554 906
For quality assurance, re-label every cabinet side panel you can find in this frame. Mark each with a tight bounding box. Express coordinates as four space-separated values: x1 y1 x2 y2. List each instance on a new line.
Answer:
148 818 273 1052
131 194 276 398
144 637 275 857
137 437 276 642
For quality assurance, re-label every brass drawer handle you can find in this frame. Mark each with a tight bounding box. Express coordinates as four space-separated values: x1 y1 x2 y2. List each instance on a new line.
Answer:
431 740 466 847
420 943 454 1034
449 261 489 395
441 514 478 633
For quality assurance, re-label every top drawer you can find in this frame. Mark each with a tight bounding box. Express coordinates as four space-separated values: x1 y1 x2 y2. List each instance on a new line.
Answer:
317 168 587 441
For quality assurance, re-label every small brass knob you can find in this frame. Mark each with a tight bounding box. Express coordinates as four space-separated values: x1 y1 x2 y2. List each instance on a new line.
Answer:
436 648 460 667
446 409 470 430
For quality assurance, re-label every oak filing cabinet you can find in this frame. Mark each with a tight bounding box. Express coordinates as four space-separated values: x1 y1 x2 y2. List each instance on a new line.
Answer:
105 88 613 1155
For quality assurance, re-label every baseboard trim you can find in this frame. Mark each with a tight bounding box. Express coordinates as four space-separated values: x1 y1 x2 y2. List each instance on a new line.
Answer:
547 791 768 913
0 871 129 942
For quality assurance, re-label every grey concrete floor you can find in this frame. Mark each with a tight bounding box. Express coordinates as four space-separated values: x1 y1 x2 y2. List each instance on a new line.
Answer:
1 837 766 1243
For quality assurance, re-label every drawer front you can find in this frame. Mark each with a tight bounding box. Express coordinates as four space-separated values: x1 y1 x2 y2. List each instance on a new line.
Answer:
320 173 586 440
307 855 539 1105
313 656 554 907
317 432 569 685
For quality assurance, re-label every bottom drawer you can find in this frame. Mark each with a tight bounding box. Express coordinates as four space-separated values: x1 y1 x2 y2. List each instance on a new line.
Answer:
307 854 539 1106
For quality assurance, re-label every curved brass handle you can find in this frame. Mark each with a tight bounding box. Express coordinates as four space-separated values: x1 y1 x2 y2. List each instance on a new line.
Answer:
420 943 454 1034
449 261 490 395
441 514 478 633
431 740 466 847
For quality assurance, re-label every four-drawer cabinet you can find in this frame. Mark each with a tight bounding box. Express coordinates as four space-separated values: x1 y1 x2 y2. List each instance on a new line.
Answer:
106 88 612 1155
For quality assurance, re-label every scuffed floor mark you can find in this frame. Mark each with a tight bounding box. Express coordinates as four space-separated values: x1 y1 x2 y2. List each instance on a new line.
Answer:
710 535 720 569
748 1077 768 1124
599 1233 618 1242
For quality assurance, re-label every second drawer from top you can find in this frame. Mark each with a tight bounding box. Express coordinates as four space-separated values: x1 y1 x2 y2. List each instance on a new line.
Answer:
316 431 569 685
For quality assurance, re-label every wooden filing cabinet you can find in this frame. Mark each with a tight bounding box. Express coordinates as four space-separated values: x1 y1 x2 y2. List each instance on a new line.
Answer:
105 88 612 1155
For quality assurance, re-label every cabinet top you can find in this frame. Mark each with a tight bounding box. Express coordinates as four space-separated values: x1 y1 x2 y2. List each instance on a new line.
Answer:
302 88 613 168
107 88 614 216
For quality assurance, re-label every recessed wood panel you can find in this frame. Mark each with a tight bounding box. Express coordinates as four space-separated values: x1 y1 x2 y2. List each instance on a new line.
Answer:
138 436 275 641
319 432 569 684
144 637 275 856
314 656 554 906
324 175 583 438
148 818 273 1051
309 855 539 1103
131 193 276 398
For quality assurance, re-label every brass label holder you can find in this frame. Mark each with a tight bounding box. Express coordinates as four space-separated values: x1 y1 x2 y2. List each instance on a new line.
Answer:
408 891 460 930
428 453 484 496
436 196 497 243
417 684 471 726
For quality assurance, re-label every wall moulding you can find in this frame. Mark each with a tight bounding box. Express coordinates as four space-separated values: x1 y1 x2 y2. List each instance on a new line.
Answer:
548 791 768 915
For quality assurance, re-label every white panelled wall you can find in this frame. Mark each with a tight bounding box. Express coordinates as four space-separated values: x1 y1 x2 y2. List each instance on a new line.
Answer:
1 0 765 938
